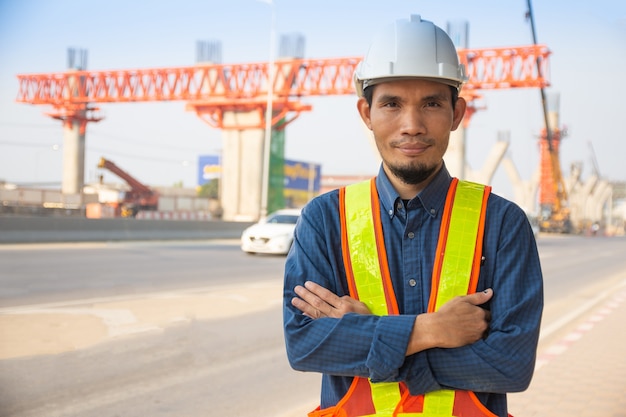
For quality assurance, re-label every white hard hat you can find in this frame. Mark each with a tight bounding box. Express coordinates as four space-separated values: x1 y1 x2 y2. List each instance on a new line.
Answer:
354 14 468 97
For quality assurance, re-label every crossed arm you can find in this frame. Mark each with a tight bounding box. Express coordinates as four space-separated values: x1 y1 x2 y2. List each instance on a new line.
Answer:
291 281 493 355
285 196 543 395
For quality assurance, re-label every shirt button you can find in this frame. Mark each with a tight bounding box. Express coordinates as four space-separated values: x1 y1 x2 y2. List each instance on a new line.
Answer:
430 208 436 215
407 232 415 239
408 279 417 287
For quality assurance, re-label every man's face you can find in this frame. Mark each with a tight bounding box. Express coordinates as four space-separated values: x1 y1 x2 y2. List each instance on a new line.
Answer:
357 78 465 186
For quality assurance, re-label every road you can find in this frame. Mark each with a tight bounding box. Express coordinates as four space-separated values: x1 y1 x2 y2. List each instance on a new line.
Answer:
0 235 625 417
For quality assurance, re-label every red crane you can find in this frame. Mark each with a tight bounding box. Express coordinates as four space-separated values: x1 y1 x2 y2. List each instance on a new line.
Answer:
97 157 159 217
15 45 551 131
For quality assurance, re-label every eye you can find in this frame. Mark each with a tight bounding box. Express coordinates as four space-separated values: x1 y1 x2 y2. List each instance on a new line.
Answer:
425 101 441 108
382 100 400 108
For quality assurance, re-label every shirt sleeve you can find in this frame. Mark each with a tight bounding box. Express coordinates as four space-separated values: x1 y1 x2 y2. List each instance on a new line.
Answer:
402 200 544 395
283 195 416 381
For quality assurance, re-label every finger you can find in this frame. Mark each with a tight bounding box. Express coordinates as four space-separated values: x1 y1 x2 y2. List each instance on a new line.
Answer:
304 281 342 308
465 288 493 305
291 296 323 319
295 284 335 316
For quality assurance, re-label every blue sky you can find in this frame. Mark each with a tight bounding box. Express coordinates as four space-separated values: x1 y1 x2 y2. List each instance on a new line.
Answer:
1 0 625 199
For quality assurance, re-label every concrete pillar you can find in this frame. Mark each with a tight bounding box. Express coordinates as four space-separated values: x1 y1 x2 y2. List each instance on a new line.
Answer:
447 128 507 186
502 157 540 214
594 183 613 222
467 139 509 184
220 111 264 221
445 126 466 179
61 119 85 195
587 181 610 221
61 69 87 197
569 175 597 227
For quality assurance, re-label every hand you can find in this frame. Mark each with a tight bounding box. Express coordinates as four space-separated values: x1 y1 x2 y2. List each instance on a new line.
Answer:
408 289 493 354
291 281 371 319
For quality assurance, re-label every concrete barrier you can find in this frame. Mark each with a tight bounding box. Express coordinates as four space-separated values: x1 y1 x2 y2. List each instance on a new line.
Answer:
0 216 254 244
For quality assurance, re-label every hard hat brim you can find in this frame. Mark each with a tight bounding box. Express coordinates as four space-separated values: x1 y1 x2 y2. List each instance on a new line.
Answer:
356 75 464 97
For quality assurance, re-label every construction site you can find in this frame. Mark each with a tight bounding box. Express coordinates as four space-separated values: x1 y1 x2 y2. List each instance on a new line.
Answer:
2 13 625 236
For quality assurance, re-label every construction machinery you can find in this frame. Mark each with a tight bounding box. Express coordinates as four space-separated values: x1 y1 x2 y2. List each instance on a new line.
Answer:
97 157 159 217
537 109 571 233
527 0 572 233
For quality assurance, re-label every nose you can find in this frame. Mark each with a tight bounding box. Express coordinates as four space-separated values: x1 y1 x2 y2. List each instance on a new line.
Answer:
400 107 426 137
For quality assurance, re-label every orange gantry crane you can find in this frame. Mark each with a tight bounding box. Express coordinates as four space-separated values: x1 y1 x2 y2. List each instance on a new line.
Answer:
15 45 550 132
15 44 551 220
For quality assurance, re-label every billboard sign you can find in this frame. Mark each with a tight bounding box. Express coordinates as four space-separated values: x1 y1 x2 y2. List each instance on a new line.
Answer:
198 155 221 186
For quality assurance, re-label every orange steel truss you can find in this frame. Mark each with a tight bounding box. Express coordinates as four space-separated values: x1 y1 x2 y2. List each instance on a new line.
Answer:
15 44 550 130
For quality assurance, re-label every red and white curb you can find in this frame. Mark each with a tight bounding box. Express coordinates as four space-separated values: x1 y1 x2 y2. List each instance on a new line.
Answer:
535 289 626 371
136 211 212 220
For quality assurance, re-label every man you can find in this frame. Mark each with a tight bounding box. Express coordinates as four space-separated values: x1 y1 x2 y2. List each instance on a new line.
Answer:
283 15 543 417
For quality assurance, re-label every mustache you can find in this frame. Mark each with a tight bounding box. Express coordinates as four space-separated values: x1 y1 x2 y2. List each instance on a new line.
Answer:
390 137 435 147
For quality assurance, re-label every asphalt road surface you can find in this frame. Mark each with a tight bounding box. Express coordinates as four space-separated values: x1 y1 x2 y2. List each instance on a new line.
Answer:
1 235 625 417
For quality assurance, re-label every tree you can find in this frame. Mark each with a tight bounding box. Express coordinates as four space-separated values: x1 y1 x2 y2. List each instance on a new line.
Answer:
198 179 219 199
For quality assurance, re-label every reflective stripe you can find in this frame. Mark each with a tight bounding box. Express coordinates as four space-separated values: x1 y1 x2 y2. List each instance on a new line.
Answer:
343 180 389 316
370 382 402 417
433 180 486 310
422 390 455 416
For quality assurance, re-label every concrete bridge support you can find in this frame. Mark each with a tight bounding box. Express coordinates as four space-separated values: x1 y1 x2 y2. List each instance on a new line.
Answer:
220 111 265 222
445 127 510 186
502 157 540 214
567 172 597 229
586 180 611 222
61 119 86 197
465 139 509 185
445 126 466 180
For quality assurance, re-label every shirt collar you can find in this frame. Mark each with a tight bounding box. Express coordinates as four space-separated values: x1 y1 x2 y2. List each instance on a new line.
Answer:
375 163 453 220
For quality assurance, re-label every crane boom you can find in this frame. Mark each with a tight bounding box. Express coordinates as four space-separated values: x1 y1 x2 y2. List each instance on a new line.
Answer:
15 46 551 130
526 0 571 233
97 157 159 217
16 46 550 106
98 157 152 194
526 0 553 149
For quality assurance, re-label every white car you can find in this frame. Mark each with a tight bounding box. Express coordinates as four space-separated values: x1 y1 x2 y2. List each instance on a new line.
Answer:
241 208 302 255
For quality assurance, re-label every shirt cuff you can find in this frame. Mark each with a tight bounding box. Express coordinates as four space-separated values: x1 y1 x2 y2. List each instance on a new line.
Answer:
401 349 442 394
366 314 416 382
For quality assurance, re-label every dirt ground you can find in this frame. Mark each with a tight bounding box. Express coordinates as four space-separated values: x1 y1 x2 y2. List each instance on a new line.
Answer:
0 280 282 359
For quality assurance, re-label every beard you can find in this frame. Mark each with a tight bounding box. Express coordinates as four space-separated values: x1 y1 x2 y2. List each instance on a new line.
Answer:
386 161 439 185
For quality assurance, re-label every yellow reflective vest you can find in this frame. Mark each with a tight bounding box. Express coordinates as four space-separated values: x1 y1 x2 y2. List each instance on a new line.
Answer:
309 177 498 417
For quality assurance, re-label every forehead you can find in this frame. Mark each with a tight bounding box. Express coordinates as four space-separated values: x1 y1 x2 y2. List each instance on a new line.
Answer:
372 78 451 99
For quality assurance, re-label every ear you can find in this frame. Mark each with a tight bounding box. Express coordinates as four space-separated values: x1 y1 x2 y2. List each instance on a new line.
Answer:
451 96 467 131
357 97 372 130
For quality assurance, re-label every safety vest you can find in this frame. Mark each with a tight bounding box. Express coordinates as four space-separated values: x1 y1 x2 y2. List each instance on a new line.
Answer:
309 177 495 417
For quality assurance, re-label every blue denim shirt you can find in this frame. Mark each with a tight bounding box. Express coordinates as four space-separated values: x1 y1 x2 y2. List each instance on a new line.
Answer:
283 165 544 417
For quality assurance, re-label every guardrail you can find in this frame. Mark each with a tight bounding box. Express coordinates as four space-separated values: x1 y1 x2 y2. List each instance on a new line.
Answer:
0 216 253 244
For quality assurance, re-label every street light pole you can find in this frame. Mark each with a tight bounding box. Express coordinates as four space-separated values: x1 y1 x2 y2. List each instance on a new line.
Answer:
260 0 275 219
